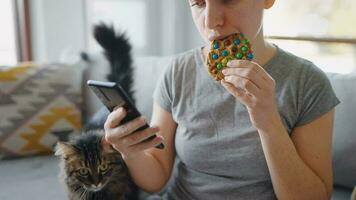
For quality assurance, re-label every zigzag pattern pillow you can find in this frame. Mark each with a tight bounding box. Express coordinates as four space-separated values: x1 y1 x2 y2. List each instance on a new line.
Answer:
0 62 85 159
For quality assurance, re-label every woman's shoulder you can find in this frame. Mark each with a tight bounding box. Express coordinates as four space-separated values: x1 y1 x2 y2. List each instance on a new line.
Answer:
171 48 199 67
269 46 329 83
163 48 200 76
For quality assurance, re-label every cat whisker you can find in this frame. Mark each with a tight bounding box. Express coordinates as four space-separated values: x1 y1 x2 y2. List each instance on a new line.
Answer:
73 185 82 193
79 189 87 200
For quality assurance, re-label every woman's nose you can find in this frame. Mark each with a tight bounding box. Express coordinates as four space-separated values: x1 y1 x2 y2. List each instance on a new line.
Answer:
205 3 224 30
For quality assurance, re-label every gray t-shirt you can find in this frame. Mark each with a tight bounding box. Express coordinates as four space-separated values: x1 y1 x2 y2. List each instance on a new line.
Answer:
152 45 340 200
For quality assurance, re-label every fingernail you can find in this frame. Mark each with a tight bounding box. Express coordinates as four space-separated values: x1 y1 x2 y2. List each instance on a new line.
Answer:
117 107 124 113
157 135 164 140
141 116 146 123
222 69 227 74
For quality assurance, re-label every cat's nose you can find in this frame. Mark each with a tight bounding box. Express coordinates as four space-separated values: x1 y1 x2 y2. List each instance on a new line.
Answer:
91 183 102 188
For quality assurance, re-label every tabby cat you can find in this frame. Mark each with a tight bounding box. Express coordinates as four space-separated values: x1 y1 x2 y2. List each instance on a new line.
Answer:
55 24 139 200
55 130 138 200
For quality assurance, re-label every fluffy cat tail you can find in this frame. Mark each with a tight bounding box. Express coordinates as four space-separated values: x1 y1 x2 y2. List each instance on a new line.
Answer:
93 23 135 103
83 24 135 131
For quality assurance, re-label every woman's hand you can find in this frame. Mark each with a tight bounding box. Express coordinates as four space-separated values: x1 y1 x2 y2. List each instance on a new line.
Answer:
103 107 163 160
220 60 279 132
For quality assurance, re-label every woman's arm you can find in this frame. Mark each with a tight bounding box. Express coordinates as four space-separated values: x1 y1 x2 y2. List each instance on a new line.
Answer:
221 59 334 199
123 102 177 193
258 109 334 200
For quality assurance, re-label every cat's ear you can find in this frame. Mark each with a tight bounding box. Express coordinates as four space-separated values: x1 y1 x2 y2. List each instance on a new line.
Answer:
55 141 78 160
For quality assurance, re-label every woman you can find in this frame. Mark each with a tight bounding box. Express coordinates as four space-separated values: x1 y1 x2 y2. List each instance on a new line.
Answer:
103 0 340 199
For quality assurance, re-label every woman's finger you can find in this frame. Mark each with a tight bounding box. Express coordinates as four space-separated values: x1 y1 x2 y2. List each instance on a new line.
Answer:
112 116 147 138
120 126 160 147
227 60 270 82
128 135 164 152
222 67 266 89
220 79 253 105
105 116 146 144
104 107 127 130
224 75 260 95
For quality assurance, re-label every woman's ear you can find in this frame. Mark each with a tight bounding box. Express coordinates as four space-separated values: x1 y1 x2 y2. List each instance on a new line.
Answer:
264 0 275 9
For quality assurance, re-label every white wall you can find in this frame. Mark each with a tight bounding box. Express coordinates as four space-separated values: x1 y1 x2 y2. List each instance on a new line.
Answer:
86 0 204 56
29 0 204 62
30 0 87 63
160 0 204 55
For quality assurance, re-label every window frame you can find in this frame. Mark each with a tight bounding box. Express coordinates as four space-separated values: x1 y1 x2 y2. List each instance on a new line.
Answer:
266 35 356 45
13 0 32 62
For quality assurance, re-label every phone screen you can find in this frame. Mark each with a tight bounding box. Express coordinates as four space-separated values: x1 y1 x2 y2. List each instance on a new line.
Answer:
90 86 126 111
101 87 126 110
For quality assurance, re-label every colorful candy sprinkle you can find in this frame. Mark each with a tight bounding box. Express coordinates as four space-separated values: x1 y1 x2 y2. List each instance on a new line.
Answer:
213 42 219 49
241 46 249 53
233 39 241 45
235 53 243 59
224 40 231 46
242 39 249 45
222 58 228 65
221 50 229 57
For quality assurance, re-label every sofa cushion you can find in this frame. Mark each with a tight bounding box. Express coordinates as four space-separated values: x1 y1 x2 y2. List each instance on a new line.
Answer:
0 62 85 159
327 73 356 188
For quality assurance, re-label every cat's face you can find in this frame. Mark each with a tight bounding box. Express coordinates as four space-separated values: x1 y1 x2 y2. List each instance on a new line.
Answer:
64 148 123 192
55 134 129 194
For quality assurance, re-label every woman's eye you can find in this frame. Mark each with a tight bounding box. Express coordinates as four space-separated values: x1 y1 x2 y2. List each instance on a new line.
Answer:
191 0 205 8
78 168 89 176
222 0 233 3
222 0 240 6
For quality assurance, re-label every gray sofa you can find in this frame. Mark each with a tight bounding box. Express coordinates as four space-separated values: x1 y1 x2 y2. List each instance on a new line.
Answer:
0 55 355 200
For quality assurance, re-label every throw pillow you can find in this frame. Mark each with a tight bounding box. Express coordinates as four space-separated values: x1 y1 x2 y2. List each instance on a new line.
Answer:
0 62 85 159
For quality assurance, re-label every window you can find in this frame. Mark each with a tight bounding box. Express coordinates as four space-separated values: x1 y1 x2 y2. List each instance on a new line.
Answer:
0 0 32 65
264 0 356 74
0 0 18 65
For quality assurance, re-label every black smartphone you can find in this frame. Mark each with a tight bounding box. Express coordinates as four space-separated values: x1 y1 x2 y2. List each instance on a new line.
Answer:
87 80 164 149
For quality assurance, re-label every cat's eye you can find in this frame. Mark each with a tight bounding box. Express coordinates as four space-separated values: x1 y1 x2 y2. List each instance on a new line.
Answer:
98 163 110 173
78 168 89 176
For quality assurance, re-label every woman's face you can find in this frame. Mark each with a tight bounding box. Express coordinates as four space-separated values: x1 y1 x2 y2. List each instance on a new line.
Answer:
189 0 272 44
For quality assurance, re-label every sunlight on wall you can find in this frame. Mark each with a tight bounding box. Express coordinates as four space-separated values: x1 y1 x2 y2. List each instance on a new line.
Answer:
0 0 17 65
267 40 356 74
264 0 356 74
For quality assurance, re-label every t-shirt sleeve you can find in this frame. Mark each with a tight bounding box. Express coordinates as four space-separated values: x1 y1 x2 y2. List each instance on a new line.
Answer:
295 66 340 127
153 61 174 113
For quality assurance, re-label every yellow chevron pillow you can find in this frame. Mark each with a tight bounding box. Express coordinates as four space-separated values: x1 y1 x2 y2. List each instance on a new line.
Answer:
0 62 85 159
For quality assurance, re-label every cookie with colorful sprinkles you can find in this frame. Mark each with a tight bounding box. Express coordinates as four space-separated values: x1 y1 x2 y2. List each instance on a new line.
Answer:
206 32 254 81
